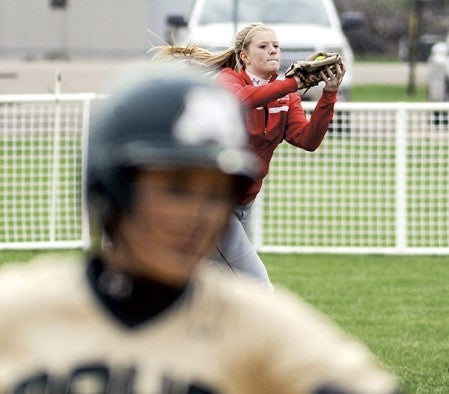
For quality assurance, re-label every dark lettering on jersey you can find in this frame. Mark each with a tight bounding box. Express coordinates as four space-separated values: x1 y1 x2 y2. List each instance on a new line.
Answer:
12 363 136 394
162 374 218 394
11 363 218 394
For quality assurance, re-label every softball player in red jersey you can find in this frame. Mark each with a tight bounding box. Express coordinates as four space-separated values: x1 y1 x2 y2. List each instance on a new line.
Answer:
150 22 345 289
0 65 400 394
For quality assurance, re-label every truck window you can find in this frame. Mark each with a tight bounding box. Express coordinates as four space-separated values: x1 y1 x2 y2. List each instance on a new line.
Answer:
199 0 331 26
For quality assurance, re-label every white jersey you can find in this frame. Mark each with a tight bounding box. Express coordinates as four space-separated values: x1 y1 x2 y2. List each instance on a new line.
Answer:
0 256 398 394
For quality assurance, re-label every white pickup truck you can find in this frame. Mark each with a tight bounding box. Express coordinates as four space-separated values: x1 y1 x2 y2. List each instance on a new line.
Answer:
165 0 361 101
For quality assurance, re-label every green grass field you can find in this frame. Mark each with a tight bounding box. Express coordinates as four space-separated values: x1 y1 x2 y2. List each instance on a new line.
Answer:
352 84 428 102
1 250 448 393
262 252 449 393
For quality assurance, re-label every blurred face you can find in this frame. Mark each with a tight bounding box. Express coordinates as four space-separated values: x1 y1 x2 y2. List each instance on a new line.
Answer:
108 167 233 286
240 29 280 80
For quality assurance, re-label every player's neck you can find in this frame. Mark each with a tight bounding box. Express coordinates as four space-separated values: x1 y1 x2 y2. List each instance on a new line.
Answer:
86 256 188 328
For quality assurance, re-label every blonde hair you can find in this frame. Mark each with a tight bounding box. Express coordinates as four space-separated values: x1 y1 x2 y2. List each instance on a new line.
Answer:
149 22 275 72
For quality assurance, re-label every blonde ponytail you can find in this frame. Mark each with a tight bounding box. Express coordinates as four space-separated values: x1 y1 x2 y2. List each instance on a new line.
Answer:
148 22 274 72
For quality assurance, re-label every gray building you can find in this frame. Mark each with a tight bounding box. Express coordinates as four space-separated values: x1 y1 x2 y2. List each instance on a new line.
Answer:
0 0 193 59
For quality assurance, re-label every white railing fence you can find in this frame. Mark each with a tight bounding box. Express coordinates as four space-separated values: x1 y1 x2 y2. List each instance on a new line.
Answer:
1 95 449 254
0 94 98 249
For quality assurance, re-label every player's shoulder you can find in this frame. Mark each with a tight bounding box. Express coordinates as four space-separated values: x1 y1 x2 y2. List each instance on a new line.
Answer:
216 67 244 84
0 252 83 281
0 254 85 314
195 263 318 324
218 67 238 76
194 265 401 394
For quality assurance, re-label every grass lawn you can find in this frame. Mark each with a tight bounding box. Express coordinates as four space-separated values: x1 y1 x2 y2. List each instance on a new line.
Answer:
352 83 428 102
262 252 449 393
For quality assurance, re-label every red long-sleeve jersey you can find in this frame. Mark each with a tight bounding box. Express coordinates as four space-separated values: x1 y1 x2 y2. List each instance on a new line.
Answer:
216 68 337 204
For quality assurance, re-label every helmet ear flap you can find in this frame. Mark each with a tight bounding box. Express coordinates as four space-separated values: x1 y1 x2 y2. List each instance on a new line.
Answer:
87 166 137 240
87 189 114 243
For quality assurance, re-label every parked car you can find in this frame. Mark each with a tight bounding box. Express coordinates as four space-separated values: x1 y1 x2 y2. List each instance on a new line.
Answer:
399 34 445 63
427 33 449 102
165 0 361 101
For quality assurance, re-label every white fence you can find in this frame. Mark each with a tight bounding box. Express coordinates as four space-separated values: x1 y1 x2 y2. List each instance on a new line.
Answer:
1 94 449 254
0 94 97 249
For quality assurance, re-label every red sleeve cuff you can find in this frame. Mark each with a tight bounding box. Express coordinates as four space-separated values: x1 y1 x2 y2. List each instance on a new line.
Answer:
321 89 338 103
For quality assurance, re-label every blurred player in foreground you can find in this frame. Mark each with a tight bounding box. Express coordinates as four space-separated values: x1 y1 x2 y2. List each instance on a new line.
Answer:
0 64 400 394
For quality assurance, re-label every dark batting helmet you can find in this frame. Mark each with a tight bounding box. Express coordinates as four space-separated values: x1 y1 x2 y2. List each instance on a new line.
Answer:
87 63 259 222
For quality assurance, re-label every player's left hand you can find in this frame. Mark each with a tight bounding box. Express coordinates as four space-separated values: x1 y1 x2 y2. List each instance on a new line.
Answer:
322 61 346 92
